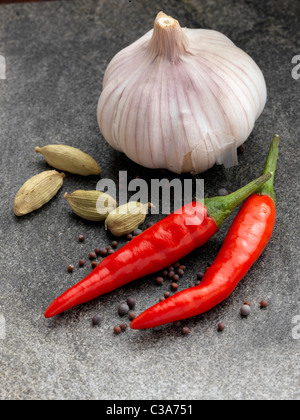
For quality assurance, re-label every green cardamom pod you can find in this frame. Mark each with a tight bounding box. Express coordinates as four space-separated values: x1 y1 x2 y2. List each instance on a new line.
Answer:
35 145 101 176
14 170 65 216
105 202 154 237
65 190 117 221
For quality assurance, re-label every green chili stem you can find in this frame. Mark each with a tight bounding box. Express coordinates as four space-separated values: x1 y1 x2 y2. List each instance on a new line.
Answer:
257 134 280 204
203 172 272 230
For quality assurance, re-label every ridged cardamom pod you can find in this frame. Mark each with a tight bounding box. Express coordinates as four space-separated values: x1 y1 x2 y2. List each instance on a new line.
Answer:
64 190 117 221
14 170 65 216
35 145 101 176
105 202 153 237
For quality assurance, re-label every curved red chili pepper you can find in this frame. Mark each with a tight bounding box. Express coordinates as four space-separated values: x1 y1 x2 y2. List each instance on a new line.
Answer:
44 173 271 318
130 135 279 330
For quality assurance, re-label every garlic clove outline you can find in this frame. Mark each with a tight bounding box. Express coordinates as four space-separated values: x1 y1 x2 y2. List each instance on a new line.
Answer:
97 12 267 174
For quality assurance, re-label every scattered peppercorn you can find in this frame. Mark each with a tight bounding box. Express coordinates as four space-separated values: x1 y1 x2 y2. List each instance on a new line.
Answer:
146 222 155 228
182 327 190 335
155 276 164 286
159 297 165 302
128 311 136 321
171 283 178 291
120 323 127 331
127 297 136 309
91 261 98 269
79 234 85 242
133 229 143 236
260 300 268 308
118 303 130 316
218 188 229 196
89 252 97 260
111 241 118 249
107 249 115 255
195 280 201 286
68 265 74 273
177 269 184 277
168 271 175 278
94 248 101 255
164 291 171 299
92 314 101 326
218 322 226 332
172 274 180 282
113 326 122 335
100 248 108 257
197 272 204 280
79 259 85 267
167 266 174 272
244 301 251 307
162 270 168 277
238 144 246 153
174 262 180 269
179 265 186 271
240 305 251 317
126 234 133 241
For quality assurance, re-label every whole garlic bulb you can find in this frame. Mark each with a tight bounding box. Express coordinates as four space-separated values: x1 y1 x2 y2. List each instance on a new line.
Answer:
97 12 267 174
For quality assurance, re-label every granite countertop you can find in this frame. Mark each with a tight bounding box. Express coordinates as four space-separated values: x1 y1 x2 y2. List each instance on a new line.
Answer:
0 0 299 400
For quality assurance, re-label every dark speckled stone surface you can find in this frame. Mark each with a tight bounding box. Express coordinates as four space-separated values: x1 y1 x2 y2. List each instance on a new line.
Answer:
0 0 299 400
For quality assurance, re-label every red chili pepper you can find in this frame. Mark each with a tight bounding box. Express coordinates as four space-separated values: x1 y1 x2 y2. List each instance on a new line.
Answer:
44 172 271 318
130 135 279 330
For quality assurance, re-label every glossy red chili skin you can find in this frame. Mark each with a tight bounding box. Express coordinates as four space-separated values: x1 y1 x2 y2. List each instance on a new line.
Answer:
131 194 276 330
44 202 217 318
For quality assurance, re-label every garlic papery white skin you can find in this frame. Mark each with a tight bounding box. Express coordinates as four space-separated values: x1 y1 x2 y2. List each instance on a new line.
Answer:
97 12 267 174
